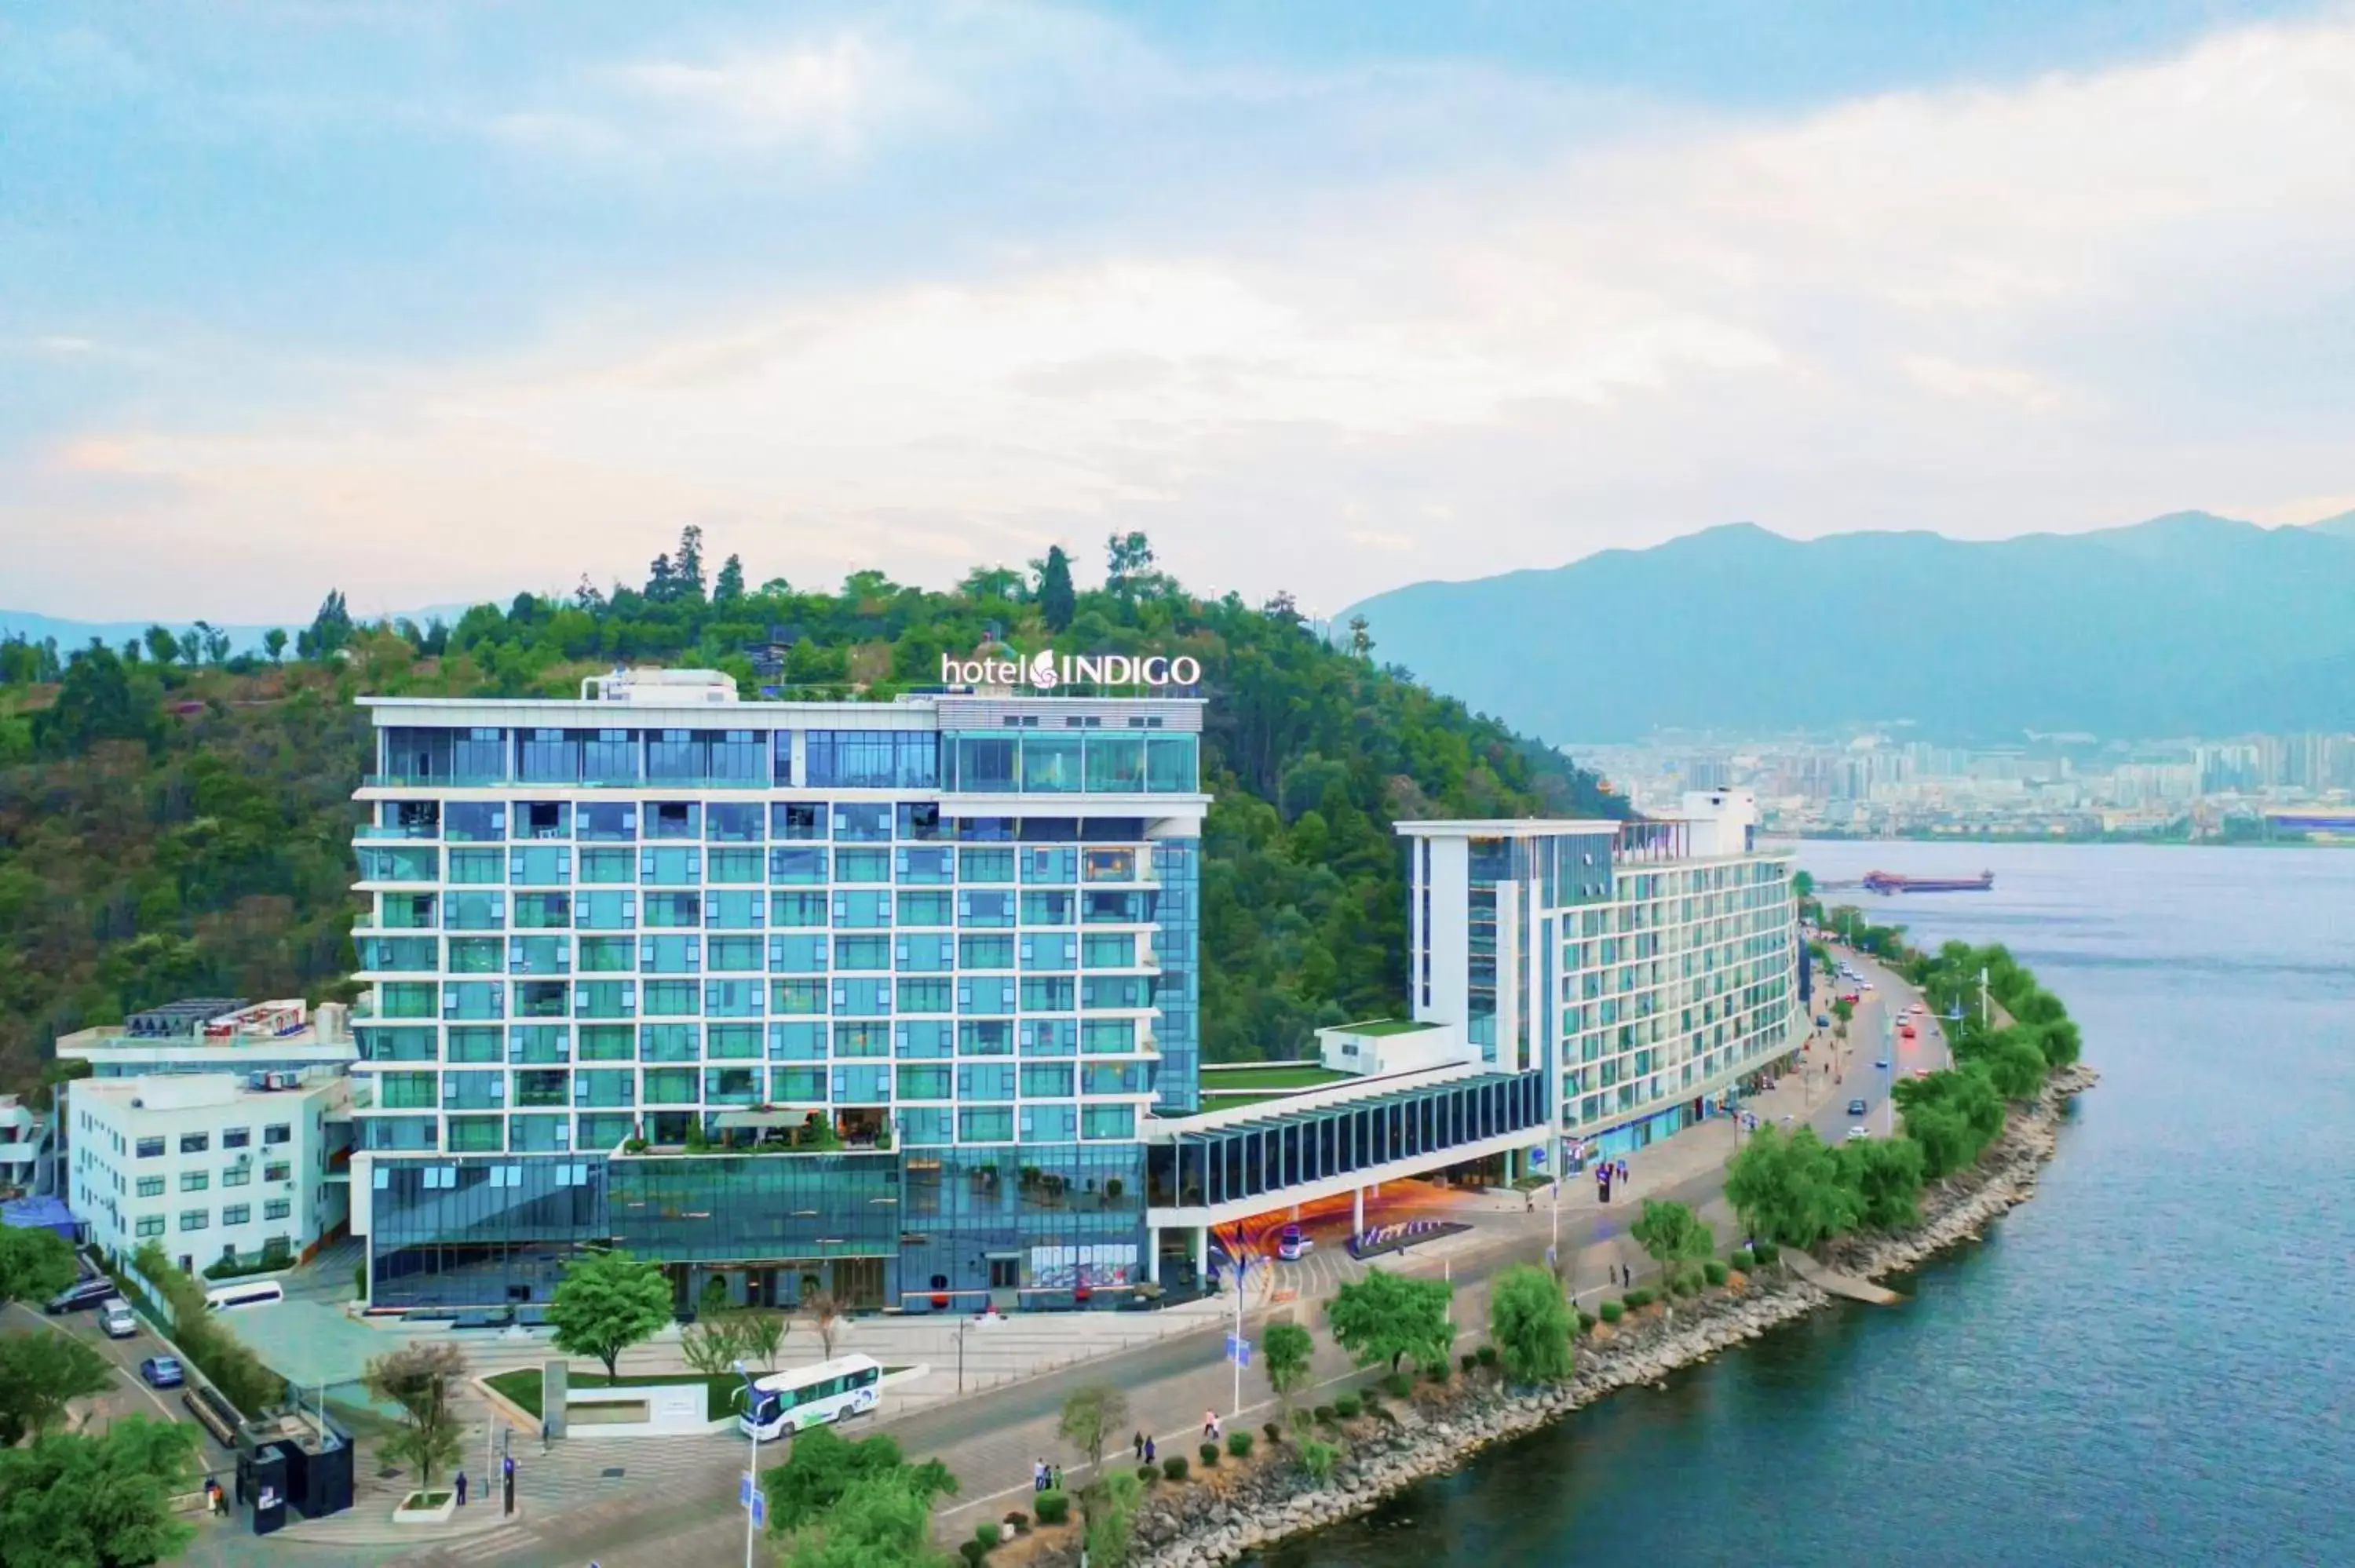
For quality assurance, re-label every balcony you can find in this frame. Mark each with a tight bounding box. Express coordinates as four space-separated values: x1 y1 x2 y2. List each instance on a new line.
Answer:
355 824 440 841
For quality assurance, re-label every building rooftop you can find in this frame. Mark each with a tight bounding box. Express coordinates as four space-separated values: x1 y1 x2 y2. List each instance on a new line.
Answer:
1328 1018 1442 1037
73 1071 349 1113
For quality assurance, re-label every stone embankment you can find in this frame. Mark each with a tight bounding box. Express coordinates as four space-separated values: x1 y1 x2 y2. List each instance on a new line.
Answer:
1025 1064 2100 1568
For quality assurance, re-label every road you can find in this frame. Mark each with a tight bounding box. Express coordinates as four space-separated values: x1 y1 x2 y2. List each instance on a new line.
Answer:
3 1299 236 1481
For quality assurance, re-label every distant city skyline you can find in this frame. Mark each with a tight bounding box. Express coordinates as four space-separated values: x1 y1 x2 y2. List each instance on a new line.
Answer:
7 2 2354 619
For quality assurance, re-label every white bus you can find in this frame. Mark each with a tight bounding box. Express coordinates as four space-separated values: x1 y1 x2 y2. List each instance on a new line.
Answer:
205 1280 284 1312
737 1354 883 1440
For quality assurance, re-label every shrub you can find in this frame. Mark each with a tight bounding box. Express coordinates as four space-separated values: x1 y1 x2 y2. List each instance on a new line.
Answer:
1382 1372 1411 1399
1227 1431 1254 1459
975 1521 1002 1549
1625 1288 1654 1309
1000 1511 1028 1535
1670 1275 1700 1299
1424 1358 1451 1384
1313 1403 1337 1425
1729 1249 1755 1271
1751 1240 1781 1266
1199 1441 1220 1468
1163 1455 1189 1482
1575 1309 1598 1333
1459 1352 1478 1373
1476 1344 1499 1369
1264 1420 1285 1445
1035 1490 1070 1526
960 1541 989 1566
1333 1392 1363 1420
1598 1300 1625 1324
1137 1464 1158 1486
353 1260 369 1300
1703 1260 1729 1287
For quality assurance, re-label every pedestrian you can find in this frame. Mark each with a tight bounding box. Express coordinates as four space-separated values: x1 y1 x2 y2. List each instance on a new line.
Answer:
455 1470 468 1508
1524 1191 1535 1214
1134 1430 1145 1462
1053 1464 1064 1492
540 1416 552 1454
1145 1435 1156 1464
1203 1409 1219 1441
1033 1457 1047 1493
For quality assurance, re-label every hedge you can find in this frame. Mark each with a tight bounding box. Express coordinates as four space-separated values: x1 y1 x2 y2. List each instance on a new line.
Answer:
1729 1248 1755 1271
1598 1300 1625 1324
975 1522 1002 1548
1227 1431 1254 1459
1703 1260 1729 1287
1034 1490 1070 1525
1333 1392 1363 1419
1163 1455 1189 1482
1199 1442 1221 1468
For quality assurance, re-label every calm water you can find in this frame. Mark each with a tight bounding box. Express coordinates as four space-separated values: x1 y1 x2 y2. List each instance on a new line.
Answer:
1258 844 2355 1568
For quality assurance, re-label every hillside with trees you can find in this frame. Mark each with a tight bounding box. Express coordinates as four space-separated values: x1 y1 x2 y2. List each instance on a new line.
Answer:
0 531 1619 1103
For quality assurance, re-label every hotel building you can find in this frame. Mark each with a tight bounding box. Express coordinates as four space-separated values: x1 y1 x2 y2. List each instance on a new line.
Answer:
343 670 1798 1312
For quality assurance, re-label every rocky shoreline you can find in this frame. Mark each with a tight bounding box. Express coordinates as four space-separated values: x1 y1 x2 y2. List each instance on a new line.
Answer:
1061 1063 2101 1568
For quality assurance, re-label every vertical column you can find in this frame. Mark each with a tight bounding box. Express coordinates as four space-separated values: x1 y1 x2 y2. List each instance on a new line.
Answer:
1145 1226 1161 1285
1352 1185 1364 1238
1194 1224 1210 1283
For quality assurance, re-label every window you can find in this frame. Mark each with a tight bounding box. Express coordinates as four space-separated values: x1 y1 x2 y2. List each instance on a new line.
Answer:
806 731 937 788
772 801 826 841
222 1165 251 1187
175 1132 207 1154
136 1216 165 1238
136 1137 165 1159
222 1127 251 1150
136 1176 164 1198
264 1198 291 1221
181 1171 209 1192
221 1203 252 1227
264 1161 291 1183
180 1209 210 1232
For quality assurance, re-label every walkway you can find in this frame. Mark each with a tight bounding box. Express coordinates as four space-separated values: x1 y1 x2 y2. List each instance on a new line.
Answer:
1785 1250 1903 1305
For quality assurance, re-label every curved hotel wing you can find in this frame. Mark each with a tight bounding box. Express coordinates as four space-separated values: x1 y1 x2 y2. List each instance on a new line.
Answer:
345 673 1798 1312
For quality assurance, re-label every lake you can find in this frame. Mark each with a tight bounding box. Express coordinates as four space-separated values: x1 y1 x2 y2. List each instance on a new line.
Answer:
1253 843 2355 1567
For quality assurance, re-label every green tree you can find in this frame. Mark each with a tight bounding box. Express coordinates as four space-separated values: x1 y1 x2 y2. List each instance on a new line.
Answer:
1326 1267 1455 1376
760 1426 956 1536
1628 1199 1716 1298
1260 1319 1315 1420
714 553 746 605
1104 531 1154 600
1082 1466 1145 1568
780 1471 948 1568
674 525 708 600
1833 1135 1926 1231
1985 1032 2050 1100
363 1340 468 1488
1724 1125 1860 1250
546 1247 674 1378
1485 1264 1575 1384
1057 1382 1129 1479
0 1227 79 1306
0 1332 115 1444
30 644 160 757
0 1417 200 1568
1036 545 1077 632
1345 614 1373 659
295 589 353 659
262 626 289 662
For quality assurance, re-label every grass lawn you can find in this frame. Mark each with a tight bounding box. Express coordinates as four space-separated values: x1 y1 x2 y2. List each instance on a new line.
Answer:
1336 1017 1440 1037
1198 1063 1352 1092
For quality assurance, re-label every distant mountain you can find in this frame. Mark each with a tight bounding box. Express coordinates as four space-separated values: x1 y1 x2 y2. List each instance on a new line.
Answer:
1339 512 2355 741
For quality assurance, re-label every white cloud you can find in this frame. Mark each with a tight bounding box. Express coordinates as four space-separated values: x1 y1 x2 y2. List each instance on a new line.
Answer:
14 8 2355 614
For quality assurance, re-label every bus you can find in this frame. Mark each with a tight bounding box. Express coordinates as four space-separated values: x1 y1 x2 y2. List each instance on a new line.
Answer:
205 1280 284 1312
737 1354 884 1440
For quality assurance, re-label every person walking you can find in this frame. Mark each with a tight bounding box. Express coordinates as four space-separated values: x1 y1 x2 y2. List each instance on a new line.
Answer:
1145 1435 1156 1464
502 1453 516 1517
1032 1457 1047 1493
454 1470 468 1508
1052 1464 1064 1492
1133 1430 1145 1463
540 1416 552 1454
1203 1409 1220 1442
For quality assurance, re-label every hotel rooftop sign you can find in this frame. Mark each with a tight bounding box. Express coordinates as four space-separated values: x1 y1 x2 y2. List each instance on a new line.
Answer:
940 651 1203 691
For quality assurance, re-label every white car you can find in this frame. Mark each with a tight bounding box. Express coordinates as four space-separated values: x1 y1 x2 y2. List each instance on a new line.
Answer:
1859 980 1874 990
1846 1125 1871 1142
100 1299 137 1339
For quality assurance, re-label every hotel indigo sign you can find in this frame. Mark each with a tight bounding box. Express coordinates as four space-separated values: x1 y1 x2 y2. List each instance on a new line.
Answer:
940 650 1202 691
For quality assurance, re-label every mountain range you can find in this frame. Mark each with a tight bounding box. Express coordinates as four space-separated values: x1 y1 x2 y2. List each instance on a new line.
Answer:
1339 511 2355 742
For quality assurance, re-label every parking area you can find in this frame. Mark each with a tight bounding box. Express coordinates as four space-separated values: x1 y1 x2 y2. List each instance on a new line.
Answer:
3 1296 236 1479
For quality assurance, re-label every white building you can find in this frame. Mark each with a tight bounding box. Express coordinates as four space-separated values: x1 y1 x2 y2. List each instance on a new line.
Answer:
0 1095 53 1195
59 999 357 1274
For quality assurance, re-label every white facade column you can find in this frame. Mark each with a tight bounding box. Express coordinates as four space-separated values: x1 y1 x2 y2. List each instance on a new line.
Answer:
1194 1224 1210 1282
1145 1227 1161 1285
1351 1185 1364 1238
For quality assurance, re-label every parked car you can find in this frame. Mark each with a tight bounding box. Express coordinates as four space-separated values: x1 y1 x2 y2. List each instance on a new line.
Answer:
1814 1014 1831 1028
45 1277 116 1316
1276 1223 1312 1261
139 1356 185 1389
1874 1059 1889 1070
1846 1098 1869 1118
1846 1125 1871 1142
1900 1025 1917 1041
1913 1067 1933 1078
100 1300 138 1339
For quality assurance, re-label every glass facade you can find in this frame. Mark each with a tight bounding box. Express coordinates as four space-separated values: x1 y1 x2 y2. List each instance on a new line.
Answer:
356 690 1207 1310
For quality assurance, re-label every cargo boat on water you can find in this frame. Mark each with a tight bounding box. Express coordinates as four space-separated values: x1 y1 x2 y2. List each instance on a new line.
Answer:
1863 870 1995 894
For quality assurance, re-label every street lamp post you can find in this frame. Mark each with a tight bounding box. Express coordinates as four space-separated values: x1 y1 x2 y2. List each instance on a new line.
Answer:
1229 1245 1249 1420
734 1359 762 1568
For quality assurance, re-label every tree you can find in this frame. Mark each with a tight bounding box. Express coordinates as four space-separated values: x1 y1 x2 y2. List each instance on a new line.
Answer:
738 1310 788 1372
1035 546 1077 632
1104 531 1154 600
1082 1466 1144 1568
1724 1125 1860 1251
1485 1264 1575 1384
761 1425 956 1537
714 553 747 605
780 1471 949 1568
547 1247 673 1378
0 1332 115 1444
1628 1198 1716 1297
0 1418 199 1568
1326 1267 1455 1376
681 1315 750 1378
806 1289 843 1361
262 627 289 663
141 625 179 665
1057 1383 1128 1479
1985 1033 2050 1101
1834 1135 1926 1231
32 645 160 757
674 525 708 600
1345 615 1374 659
295 589 353 659
0 1226 79 1306
363 1340 468 1488
1260 1319 1314 1420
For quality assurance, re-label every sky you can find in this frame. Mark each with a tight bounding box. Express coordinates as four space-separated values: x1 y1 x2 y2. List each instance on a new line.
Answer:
5 0 2354 623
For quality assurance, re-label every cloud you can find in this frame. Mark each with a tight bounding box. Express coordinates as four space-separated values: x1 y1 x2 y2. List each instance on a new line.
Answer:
11 7 2355 615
